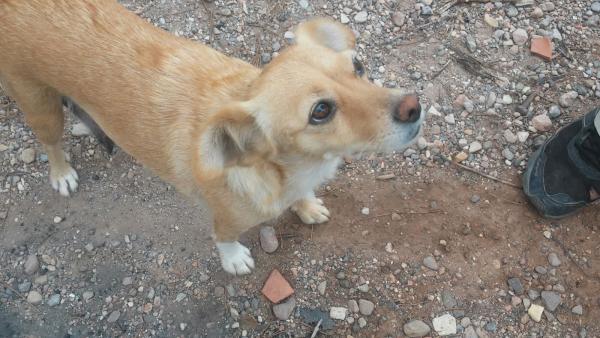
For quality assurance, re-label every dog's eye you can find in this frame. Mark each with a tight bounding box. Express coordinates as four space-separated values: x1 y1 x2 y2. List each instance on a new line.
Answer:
309 101 336 125
353 58 365 77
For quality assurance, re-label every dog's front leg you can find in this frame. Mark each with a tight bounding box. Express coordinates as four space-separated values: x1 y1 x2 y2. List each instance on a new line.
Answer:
216 241 255 275
213 213 256 275
291 192 330 224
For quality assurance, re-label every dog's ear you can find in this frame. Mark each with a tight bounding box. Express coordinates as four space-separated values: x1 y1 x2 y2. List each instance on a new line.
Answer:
200 104 275 170
294 18 356 52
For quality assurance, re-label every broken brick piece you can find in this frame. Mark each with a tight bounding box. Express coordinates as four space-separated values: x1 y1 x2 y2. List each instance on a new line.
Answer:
261 269 294 303
530 36 553 61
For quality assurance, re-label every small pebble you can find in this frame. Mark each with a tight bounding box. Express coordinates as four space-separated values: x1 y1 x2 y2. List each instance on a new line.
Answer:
403 319 431 337
259 226 279 253
548 252 561 267
423 256 439 271
24 255 39 275
27 291 43 305
47 294 61 307
107 310 120 323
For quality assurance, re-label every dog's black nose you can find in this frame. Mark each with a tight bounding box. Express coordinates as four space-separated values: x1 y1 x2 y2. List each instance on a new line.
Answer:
393 95 421 123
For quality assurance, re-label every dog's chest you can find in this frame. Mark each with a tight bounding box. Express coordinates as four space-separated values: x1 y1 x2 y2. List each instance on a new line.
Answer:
281 157 341 204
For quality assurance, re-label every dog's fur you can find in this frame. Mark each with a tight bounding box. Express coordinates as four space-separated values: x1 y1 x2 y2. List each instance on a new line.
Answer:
0 0 424 274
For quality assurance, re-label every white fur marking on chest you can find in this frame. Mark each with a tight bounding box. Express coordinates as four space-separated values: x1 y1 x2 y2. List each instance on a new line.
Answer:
282 157 340 205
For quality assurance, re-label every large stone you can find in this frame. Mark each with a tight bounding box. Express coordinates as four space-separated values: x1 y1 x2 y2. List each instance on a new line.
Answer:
358 299 375 316
541 291 561 312
273 297 296 321
532 114 552 132
403 319 431 337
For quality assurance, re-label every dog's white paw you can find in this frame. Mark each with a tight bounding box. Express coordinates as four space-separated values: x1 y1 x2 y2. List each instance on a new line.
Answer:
292 198 330 224
50 166 79 197
216 241 255 275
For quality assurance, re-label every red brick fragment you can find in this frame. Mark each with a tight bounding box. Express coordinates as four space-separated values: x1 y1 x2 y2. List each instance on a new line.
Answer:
261 269 294 303
530 36 553 61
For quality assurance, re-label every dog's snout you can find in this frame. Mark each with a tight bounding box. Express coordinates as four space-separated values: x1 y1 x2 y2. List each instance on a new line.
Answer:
393 95 421 123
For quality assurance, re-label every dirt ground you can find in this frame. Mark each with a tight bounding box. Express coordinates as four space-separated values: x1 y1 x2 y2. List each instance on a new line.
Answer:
2 0 600 337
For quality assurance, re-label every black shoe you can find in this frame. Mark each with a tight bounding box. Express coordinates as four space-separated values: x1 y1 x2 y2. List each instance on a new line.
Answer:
523 107 600 219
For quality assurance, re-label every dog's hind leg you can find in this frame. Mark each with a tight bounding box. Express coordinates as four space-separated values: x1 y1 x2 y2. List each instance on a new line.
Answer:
3 77 78 196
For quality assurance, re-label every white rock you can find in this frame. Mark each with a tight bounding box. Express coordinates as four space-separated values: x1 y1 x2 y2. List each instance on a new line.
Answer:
354 11 368 23
528 304 544 322
512 28 529 45
340 13 350 24
361 207 370 215
502 94 513 104
444 114 455 124
71 122 92 136
432 314 457 336
559 91 578 107
469 141 482 153
283 31 295 42
517 131 530 143
504 130 517 143
83 291 94 302
532 114 552 132
317 281 327 296
20 148 36 164
330 307 348 320
427 105 442 117
484 14 499 28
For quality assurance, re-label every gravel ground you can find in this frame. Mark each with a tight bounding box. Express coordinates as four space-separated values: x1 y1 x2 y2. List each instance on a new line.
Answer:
1 0 600 337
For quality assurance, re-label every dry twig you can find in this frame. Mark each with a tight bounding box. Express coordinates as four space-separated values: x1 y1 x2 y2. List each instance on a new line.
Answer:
310 319 323 338
550 236 600 282
452 162 522 189
448 46 506 82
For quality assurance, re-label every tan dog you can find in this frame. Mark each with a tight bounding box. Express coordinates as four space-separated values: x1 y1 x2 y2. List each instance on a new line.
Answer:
0 0 423 275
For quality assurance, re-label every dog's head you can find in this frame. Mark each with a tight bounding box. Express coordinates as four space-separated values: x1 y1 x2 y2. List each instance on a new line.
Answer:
201 18 423 170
